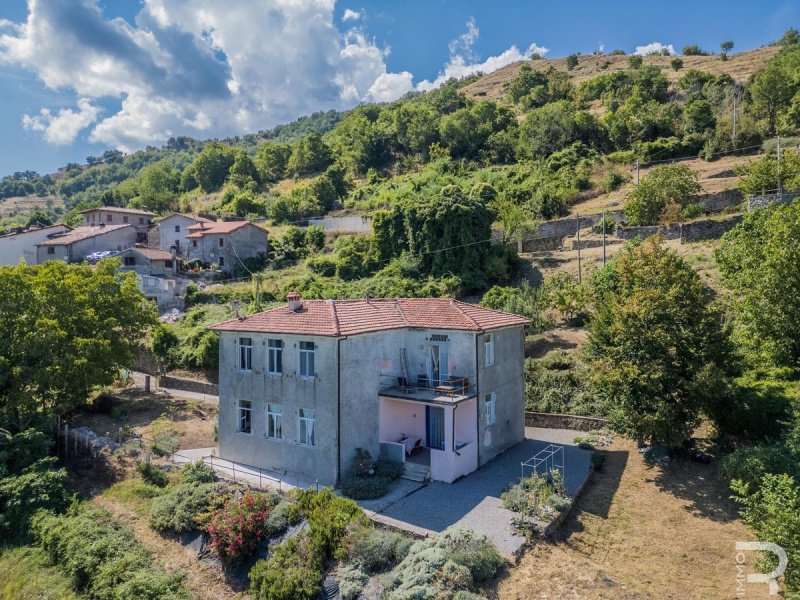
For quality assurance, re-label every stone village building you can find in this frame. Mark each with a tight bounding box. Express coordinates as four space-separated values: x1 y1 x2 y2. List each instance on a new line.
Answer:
212 295 529 486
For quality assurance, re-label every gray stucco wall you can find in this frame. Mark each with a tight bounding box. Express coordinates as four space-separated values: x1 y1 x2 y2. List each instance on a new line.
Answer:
218 324 526 485
477 326 526 465
152 214 202 257
217 331 339 485
186 224 268 273
36 226 137 264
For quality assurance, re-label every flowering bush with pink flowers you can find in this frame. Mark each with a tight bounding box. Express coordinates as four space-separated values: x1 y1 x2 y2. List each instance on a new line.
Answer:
207 492 280 565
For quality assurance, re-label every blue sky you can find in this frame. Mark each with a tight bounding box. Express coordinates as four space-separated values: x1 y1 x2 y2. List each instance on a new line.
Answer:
0 0 796 177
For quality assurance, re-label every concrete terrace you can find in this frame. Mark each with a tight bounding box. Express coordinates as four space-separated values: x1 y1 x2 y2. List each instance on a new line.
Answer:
173 428 592 558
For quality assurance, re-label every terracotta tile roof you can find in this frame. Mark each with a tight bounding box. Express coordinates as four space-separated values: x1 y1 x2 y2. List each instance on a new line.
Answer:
36 224 134 246
124 246 174 261
186 221 265 238
79 206 154 216
155 213 214 224
211 298 530 337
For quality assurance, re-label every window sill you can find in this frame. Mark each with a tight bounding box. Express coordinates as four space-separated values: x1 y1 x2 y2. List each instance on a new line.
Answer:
237 369 253 374
297 375 316 381
265 436 282 442
266 372 283 378
296 442 316 448
236 431 253 436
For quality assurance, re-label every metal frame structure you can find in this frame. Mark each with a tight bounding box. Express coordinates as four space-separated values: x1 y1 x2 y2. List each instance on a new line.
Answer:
521 443 565 482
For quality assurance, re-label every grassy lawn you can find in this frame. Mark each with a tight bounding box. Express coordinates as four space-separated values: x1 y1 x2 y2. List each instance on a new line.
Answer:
0 546 81 600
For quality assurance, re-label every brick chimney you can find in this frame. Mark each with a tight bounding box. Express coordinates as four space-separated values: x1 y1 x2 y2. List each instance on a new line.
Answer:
287 291 302 312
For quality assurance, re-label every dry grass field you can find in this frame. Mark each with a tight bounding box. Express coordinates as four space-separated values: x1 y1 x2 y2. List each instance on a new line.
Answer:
462 46 779 104
497 436 773 600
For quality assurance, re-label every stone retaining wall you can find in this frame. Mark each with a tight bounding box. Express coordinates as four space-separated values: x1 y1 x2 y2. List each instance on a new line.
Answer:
748 191 800 211
699 189 744 212
680 215 743 242
615 223 682 240
134 348 159 375
524 412 607 431
158 375 219 396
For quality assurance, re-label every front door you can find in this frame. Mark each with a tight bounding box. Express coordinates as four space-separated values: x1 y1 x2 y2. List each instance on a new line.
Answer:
426 405 445 450
430 344 449 386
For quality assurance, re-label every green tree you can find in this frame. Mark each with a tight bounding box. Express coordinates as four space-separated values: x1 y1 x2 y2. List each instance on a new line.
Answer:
491 195 532 244
565 54 579 70
731 474 800 594
671 57 683 71
519 101 605 157
682 44 705 56
627 54 643 69
128 159 181 213
228 151 260 189
716 199 800 366
254 142 292 182
720 40 734 59
439 101 514 160
0 260 155 429
749 61 797 135
735 150 800 195
191 142 237 193
625 163 701 225
151 324 179 372
684 99 715 134
287 134 332 177
586 237 733 446
24 211 53 228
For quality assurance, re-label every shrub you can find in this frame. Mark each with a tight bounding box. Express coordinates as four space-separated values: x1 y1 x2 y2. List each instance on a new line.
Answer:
149 482 218 532
374 460 405 480
565 54 579 70
306 255 339 277
0 458 70 538
681 202 706 220
501 471 570 521
382 527 504 599
341 476 390 500
32 503 188 599
352 448 376 477
249 537 322 600
600 168 628 193
591 451 606 471
207 491 281 564
180 461 215 485
136 461 168 487
339 563 369 600
0 428 50 475
719 445 798 490
344 526 412 573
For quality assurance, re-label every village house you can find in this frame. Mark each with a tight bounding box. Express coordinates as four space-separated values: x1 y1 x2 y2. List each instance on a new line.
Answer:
0 223 71 266
211 295 529 486
79 207 154 242
35 224 136 264
147 212 214 258
117 245 178 277
185 220 268 274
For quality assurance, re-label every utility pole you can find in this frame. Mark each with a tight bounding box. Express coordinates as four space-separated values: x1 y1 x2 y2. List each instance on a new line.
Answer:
732 91 737 142
602 210 607 264
777 136 782 199
636 159 640 185
576 214 582 284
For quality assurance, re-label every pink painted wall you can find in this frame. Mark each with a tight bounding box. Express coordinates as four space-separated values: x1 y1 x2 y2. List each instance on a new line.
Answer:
379 398 426 446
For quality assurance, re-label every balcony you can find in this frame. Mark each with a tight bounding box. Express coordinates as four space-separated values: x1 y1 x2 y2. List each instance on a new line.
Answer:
378 374 477 405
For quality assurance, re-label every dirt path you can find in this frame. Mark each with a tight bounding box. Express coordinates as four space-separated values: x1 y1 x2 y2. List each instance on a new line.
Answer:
498 438 772 599
92 496 242 600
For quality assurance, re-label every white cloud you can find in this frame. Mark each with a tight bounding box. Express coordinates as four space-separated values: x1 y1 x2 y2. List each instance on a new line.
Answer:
342 8 363 22
0 3 550 151
22 98 100 144
634 41 675 56
418 19 548 92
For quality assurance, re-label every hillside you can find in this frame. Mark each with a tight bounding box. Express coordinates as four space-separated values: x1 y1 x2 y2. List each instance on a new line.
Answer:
461 45 779 103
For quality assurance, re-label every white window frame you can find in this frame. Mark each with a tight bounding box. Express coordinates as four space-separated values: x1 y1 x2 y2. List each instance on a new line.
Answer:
485 392 496 426
299 341 315 378
238 400 252 434
267 339 283 375
238 337 253 372
298 408 315 447
484 333 494 367
266 403 282 440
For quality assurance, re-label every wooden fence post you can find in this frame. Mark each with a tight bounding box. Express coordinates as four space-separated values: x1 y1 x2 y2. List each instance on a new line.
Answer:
64 424 69 460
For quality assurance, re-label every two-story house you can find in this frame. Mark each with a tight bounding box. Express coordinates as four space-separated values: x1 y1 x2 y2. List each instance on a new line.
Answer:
0 223 71 265
211 294 529 486
35 224 136 264
148 213 214 258
79 207 154 242
185 220 268 274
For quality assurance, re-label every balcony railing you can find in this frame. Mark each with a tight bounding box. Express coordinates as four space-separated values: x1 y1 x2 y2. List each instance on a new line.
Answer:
378 373 476 403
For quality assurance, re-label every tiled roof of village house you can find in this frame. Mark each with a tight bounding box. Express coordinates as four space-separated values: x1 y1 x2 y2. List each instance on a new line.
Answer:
155 212 215 224
124 246 174 261
186 221 262 238
36 224 134 246
211 298 531 337
78 206 154 216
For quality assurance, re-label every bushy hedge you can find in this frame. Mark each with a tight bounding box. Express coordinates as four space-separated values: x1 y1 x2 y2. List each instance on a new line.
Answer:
149 482 218 533
208 491 282 564
136 461 168 487
343 525 411 574
382 527 505 599
0 458 70 538
32 503 188 599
